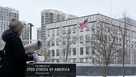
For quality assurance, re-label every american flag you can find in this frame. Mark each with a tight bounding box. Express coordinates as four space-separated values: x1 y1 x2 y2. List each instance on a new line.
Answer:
79 19 89 32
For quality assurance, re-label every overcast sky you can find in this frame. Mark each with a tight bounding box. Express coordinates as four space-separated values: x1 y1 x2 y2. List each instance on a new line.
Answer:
0 0 136 40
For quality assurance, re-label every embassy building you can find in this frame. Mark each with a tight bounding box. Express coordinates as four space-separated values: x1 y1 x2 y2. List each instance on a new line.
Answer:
42 14 136 64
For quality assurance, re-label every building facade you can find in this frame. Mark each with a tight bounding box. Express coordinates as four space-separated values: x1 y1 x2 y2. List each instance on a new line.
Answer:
41 9 66 25
41 9 77 50
41 9 66 49
43 14 136 64
66 14 77 20
0 6 19 49
37 27 42 40
21 22 33 45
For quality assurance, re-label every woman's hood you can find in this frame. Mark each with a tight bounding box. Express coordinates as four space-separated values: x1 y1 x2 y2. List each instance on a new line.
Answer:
2 30 18 42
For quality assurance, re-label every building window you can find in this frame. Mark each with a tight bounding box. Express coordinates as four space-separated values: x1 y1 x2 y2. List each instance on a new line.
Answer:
92 58 95 64
62 28 66 34
52 41 55 46
72 36 77 44
56 59 59 62
85 34 90 43
80 47 84 55
86 47 89 55
56 49 59 56
73 58 76 63
73 48 76 55
80 35 84 44
52 50 55 56
67 28 71 34
48 50 50 57
92 48 95 55
68 48 71 56
80 58 84 63
56 38 59 46
47 41 50 47
63 49 66 56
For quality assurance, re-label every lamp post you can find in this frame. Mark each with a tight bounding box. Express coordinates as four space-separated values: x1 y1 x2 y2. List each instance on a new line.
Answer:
122 14 127 77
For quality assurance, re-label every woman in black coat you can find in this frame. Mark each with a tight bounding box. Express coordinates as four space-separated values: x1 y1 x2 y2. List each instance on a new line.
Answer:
2 19 27 77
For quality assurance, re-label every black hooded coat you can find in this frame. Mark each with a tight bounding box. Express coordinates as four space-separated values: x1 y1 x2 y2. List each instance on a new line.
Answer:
1 29 27 77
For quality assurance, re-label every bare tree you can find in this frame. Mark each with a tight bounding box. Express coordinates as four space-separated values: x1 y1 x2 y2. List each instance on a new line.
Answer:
91 21 122 77
61 28 71 62
58 27 71 62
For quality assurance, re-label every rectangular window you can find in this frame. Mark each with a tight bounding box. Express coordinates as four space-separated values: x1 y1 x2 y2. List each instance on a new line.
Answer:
56 59 59 62
52 30 55 36
52 41 55 46
73 58 76 63
68 28 71 34
63 28 66 34
72 36 77 44
52 50 55 56
48 50 50 57
92 48 95 55
73 48 76 55
85 34 90 43
56 49 59 56
80 47 84 55
47 41 50 47
80 58 84 63
86 47 89 55
80 35 84 44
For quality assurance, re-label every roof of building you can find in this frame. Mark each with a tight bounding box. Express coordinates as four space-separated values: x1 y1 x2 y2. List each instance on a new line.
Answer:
0 6 18 13
41 9 65 15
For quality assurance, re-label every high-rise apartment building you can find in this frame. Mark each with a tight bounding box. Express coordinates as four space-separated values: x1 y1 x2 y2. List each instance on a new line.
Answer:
0 7 19 33
0 6 19 49
41 9 66 25
21 22 33 45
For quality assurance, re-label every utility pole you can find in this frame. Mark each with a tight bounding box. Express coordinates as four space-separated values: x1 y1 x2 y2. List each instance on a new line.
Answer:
122 14 127 77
